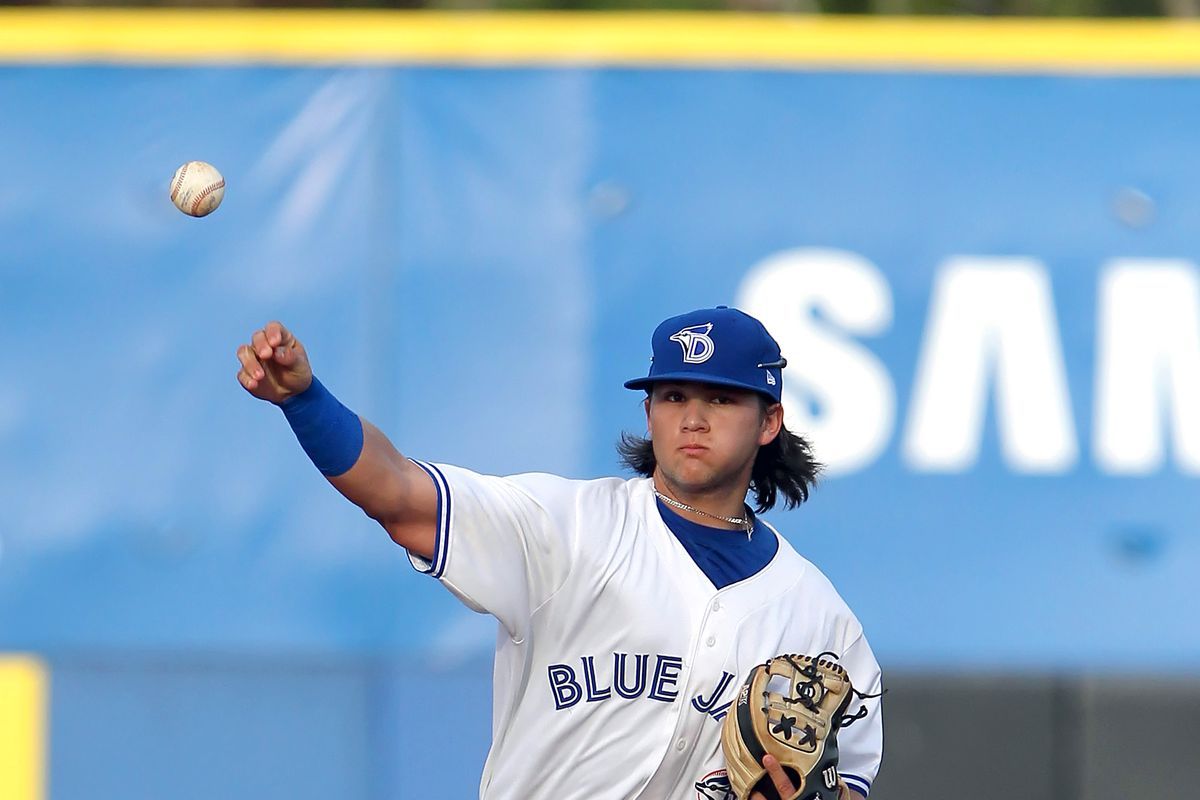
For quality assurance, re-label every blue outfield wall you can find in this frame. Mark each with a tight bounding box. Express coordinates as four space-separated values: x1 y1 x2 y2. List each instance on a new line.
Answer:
2 64 1200 679
44 654 495 799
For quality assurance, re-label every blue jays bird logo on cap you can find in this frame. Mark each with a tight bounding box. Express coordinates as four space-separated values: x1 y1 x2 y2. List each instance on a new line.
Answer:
670 323 716 364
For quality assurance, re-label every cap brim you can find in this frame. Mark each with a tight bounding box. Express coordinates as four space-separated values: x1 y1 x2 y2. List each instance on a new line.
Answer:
623 372 776 399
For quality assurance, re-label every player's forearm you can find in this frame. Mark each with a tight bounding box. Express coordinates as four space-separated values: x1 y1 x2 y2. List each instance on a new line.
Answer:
280 380 437 558
327 419 437 546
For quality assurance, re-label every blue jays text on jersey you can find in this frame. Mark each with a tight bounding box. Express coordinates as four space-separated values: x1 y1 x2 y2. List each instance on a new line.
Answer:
547 653 738 722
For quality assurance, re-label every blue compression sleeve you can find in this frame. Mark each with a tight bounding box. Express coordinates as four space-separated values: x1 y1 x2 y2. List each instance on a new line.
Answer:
280 377 365 477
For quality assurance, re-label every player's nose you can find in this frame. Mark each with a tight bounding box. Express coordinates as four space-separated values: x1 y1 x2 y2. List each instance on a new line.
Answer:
680 399 709 431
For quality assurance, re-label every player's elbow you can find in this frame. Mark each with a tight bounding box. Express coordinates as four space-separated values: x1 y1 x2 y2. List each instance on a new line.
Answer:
371 471 438 557
379 515 436 560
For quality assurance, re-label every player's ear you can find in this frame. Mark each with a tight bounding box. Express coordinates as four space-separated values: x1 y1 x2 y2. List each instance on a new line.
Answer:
758 402 783 446
643 395 653 433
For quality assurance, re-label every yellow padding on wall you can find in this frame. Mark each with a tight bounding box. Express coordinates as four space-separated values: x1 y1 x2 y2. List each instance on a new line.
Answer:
1 10 1200 73
0 656 47 800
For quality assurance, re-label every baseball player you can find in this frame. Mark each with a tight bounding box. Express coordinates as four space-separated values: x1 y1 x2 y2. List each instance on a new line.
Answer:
236 306 883 800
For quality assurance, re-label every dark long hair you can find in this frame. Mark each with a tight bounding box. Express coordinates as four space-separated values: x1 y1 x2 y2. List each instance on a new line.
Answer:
616 413 822 514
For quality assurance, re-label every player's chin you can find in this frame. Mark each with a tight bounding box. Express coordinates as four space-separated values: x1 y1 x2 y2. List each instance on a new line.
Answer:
662 461 724 492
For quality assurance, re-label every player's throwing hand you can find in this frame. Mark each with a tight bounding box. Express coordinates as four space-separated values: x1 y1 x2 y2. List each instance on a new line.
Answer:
235 321 313 405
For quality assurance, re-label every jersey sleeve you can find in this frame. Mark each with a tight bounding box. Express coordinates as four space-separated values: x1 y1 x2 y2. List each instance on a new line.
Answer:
835 630 884 798
405 460 582 637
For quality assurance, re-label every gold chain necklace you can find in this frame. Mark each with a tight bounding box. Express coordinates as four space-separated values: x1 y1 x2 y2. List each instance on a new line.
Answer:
654 490 754 537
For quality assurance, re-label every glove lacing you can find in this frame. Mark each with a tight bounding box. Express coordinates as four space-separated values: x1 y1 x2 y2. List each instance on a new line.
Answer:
778 651 883 731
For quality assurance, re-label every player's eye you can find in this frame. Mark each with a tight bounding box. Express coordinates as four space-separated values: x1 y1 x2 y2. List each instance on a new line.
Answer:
664 391 685 402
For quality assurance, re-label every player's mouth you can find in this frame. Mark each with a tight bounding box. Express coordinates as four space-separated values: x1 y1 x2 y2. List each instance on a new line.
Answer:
678 444 708 455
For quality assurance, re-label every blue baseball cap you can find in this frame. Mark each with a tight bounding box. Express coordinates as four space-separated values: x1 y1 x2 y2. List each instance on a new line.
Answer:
624 306 787 403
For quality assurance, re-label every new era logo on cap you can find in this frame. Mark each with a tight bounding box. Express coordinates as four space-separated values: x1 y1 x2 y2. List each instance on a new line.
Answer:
624 306 787 403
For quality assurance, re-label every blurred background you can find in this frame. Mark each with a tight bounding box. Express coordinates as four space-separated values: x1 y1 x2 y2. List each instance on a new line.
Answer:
2 6 1200 800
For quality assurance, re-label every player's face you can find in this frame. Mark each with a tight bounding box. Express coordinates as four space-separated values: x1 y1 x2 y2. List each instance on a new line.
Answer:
645 382 782 498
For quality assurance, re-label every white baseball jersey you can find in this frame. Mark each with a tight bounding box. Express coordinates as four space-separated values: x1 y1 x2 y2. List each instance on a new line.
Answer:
407 461 884 800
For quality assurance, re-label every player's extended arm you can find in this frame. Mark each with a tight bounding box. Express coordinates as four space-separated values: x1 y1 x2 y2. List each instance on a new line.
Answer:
235 321 438 560
751 756 866 800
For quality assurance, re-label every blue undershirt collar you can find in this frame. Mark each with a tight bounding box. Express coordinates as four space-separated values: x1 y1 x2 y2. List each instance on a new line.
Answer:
655 498 779 590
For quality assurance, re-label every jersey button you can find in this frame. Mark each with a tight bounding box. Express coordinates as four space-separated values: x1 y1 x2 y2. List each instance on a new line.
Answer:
712 601 722 612
675 738 687 751
706 635 716 647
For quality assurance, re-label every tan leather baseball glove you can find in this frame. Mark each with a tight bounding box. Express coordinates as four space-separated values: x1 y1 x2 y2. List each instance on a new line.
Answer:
720 652 871 800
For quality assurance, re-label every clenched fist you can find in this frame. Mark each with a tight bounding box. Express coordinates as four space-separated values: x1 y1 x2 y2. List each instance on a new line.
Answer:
235 321 313 405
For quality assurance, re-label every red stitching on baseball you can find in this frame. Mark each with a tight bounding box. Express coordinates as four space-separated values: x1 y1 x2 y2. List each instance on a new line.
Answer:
190 179 225 216
170 162 189 203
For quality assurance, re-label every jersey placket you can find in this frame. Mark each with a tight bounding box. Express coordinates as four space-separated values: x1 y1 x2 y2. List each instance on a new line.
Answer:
636 590 731 798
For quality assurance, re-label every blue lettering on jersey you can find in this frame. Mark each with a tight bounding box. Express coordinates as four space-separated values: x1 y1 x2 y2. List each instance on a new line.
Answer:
648 656 684 702
548 664 583 710
692 670 737 720
613 652 649 699
546 656 738 717
581 655 611 702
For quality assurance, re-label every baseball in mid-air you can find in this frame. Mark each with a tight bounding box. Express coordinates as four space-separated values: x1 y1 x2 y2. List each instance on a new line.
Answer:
170 160 225 217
